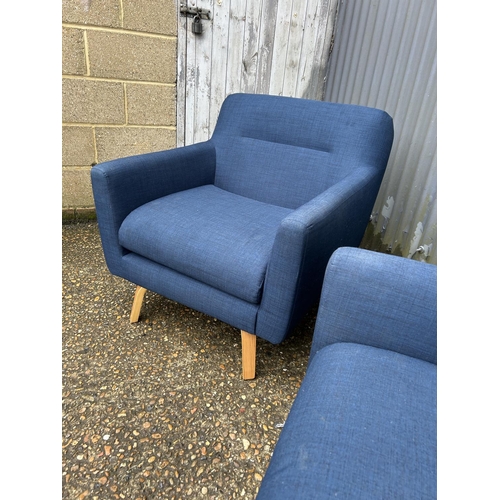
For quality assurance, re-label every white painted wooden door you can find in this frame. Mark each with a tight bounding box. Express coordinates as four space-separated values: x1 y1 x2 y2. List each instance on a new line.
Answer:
177 0 338 146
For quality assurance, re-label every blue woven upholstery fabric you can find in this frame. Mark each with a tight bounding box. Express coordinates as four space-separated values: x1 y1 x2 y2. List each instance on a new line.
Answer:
257 247 437 498
91 94 395 345
310 247 437 364
120 253 259 334
118 185 292 304
255 166 385 344
91 142 216 276
212 94 394 209
256 343 437 500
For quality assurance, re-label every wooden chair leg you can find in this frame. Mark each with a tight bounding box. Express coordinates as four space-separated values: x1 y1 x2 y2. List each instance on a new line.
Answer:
130 286 147 323
241 330 256 380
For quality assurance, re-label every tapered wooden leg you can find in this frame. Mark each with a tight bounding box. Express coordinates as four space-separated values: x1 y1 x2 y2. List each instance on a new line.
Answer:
130 286 147 323
241 330 256 380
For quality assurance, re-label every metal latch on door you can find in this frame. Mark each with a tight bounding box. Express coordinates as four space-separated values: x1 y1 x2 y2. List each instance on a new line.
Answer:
180 4 211 35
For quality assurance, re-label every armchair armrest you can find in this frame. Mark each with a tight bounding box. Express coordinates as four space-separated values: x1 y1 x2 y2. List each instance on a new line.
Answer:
256 166 384 344
91 141 216 275
310 247 437 364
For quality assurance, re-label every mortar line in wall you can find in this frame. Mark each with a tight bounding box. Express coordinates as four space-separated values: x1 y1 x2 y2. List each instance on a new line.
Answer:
62 23 176 40
63 75 175 87
63 166 95 170
91 126 98 164
63 123 177 130
124 82 129 125
83 31 91 76
119 0 124 27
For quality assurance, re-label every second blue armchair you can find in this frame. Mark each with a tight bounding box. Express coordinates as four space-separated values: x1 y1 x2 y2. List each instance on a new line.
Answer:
91 93 394 379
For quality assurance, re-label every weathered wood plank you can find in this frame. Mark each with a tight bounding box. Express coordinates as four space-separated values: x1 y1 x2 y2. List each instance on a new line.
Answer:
178 0 338 144
184 16 197 146
225 0 247 96
209 0 231 135
192 0 214 144
176 10 188 146
281 0 310 97
269 0 293 96
304 0 337 100
255 1 279 94
241 0 263 93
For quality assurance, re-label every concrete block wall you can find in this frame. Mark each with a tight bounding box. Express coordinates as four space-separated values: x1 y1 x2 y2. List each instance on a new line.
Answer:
62 0 177 220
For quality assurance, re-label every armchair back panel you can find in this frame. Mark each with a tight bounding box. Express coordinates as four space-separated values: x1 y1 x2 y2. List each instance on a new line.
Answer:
212 94 394 209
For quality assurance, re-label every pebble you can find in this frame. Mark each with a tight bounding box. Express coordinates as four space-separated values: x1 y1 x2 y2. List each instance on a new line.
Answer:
62 223 316 500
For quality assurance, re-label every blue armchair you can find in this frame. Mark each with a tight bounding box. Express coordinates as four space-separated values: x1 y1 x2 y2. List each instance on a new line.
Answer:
90 93 394 379
256 247 437 499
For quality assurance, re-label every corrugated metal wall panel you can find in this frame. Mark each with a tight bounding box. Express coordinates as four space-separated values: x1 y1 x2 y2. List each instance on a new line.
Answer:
324 0 437 263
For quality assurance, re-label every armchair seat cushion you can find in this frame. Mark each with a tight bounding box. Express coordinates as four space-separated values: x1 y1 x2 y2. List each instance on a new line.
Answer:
118 185 293 304
258 342 437 499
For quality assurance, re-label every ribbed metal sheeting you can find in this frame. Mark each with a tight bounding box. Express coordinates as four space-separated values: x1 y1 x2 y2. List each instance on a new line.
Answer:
324 0 437 263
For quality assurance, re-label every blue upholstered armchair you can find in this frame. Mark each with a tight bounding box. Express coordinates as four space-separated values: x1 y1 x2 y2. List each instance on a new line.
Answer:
91 93 394 379
256 247 437 499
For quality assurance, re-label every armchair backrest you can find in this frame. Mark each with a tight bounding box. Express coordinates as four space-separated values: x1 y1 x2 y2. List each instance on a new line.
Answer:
211 93 394 209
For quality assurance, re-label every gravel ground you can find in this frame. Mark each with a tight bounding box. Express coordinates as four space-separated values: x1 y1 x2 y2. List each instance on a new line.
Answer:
62 222 317 500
